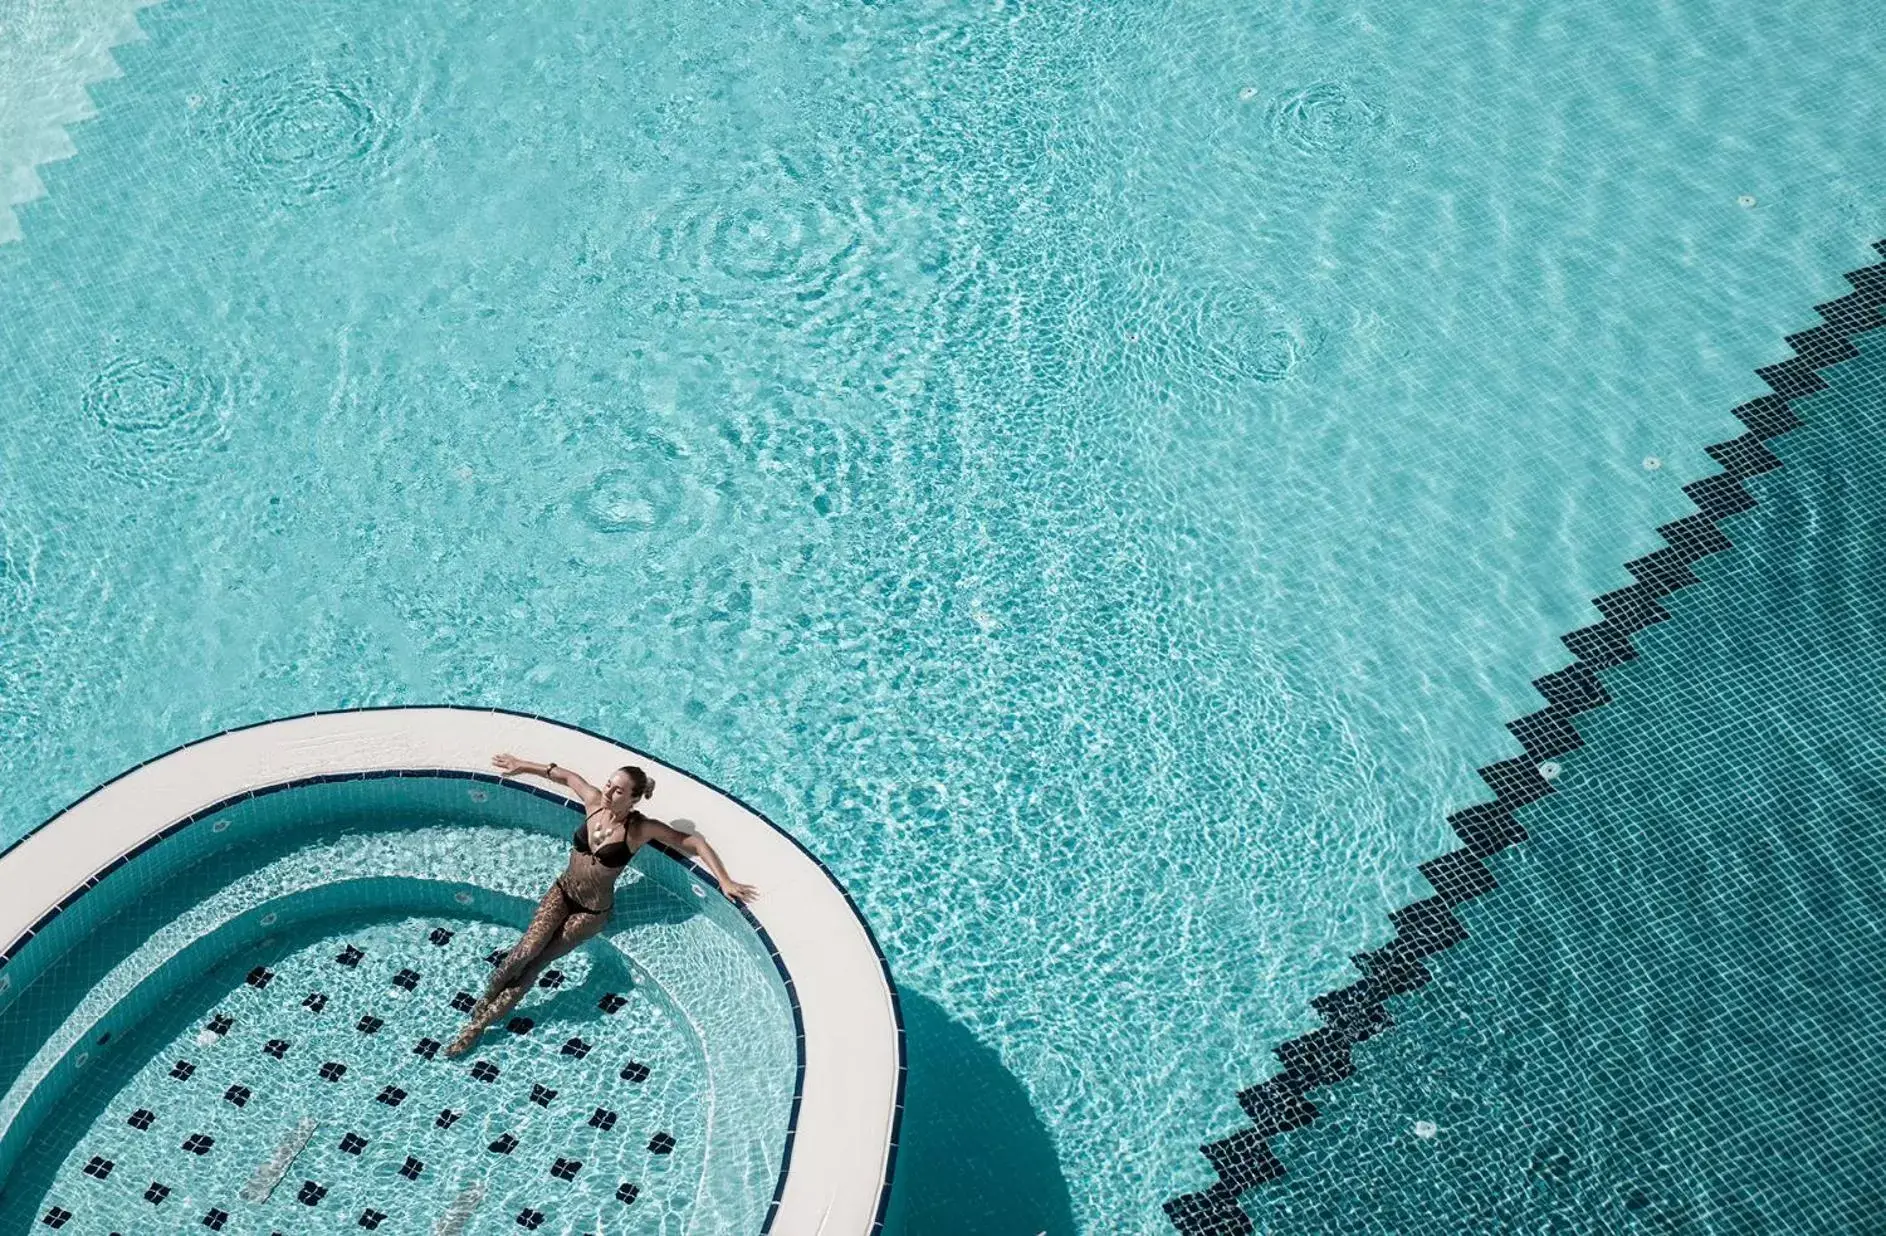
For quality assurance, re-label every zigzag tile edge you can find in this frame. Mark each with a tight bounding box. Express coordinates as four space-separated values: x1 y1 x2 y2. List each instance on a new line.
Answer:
0 0 163 246
1163 239 1886 1236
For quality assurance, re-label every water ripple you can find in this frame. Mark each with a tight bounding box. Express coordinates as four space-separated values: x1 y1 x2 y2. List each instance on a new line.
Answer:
574 430 703 538
208 66 394 198
647 148 878 328
0 519 39 645
80 354 232 483
1266 81 1382 159
1186 287 1324 386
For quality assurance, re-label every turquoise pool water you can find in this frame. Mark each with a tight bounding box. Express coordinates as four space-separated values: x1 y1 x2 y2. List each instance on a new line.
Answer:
0 0 1882 1230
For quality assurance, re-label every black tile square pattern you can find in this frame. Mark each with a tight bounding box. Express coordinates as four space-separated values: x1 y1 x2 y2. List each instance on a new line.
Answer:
263 1039 290 1059
537 969 564 989
598 993 627 1014
470 1060 499 1083
319 1061 347 1082
182 1133 214 1155
619 1061 649 1084
400 1156 424 1180
356 1015 384 1035
127 1109 155 1131
413 1037 441 1060
206 1014 234 1035
339 1133 367 1155
485 949 506 967
529 1083 557 1107
507 1017 534 1036
359 1209 386 1229
41 1207 71 1228
224 1085 251 1108
336 945 365 967
393 968 421 991
589 1108 617 1131
648 1132 674 1155
169 1061 195 1081
297 1181 327 1206
450 992 476 1013
84 1155 114 1179
516 1209 544 1230
616 1183 640 1205
436 1110 461 1130
145 1183 170 1205
561 1037 590 1059
550 1157 582 1180
246 967 273 989
428 927 454 946
488 1133 518 1154
203 1207 229 1230
377 1086 407 1107
303 993 328 1013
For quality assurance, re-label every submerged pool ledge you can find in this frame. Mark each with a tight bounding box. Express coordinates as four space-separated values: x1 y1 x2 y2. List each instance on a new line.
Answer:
0 706 905 1236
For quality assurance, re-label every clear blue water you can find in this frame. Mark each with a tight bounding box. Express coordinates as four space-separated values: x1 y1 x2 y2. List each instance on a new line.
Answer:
0 0 1881 1230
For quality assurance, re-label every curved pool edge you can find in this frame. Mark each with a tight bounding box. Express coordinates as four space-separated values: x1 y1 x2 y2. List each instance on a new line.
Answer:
0 705 905 1236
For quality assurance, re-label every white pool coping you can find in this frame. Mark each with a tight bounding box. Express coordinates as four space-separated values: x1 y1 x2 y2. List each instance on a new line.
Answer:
0 706 904 1236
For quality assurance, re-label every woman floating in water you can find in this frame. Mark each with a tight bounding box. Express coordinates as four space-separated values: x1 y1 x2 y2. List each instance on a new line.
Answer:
445 753 758 1057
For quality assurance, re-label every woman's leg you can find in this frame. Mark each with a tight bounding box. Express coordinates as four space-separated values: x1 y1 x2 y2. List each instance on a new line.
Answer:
445 884 572 1055
449 908 610 1050
484 884 572 997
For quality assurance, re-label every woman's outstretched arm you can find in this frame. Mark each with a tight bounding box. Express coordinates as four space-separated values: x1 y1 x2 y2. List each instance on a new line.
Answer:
648 821 758 903
492 753 601 805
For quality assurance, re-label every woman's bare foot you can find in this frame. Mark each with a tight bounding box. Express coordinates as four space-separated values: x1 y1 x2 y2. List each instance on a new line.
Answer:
442 1024 482 1058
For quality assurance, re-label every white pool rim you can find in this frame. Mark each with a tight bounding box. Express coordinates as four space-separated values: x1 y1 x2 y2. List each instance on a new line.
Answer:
0 706 905 1236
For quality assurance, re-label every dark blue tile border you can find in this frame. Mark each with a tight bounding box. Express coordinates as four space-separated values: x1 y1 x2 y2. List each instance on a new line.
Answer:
0 714 905 1234
1163 240 1886 1235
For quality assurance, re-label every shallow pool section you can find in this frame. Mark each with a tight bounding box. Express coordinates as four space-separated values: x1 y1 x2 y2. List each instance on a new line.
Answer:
0 763 808 1234
23 912 705 1234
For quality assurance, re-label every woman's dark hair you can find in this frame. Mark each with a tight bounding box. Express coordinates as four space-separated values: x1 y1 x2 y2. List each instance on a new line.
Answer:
617 765 656 801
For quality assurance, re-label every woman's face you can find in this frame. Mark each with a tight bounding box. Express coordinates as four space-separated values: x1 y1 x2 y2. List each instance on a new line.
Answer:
602 771 638 811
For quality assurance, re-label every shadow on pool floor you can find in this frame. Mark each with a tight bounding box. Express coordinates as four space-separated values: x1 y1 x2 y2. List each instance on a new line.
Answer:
889 989 1076 1236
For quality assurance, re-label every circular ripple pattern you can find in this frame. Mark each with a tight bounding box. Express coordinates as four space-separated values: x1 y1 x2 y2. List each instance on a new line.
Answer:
209 67 392 197
579 468 680 534
574 431 699 537
1266 81 1382 158
648 148 872 327
1186 287 1323 386
80 355 231 482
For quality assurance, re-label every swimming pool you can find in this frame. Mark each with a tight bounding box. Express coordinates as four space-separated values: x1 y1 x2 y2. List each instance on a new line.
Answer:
1 0 1883 1230
0 710 902 1233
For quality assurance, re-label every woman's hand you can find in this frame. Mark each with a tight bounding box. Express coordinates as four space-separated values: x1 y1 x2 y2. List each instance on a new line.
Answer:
719 879 759 904
492 753 529 776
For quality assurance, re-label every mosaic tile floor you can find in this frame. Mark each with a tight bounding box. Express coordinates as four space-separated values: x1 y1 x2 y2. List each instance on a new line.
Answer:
18 914 705 1235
